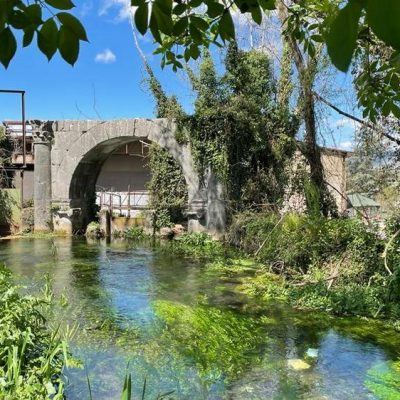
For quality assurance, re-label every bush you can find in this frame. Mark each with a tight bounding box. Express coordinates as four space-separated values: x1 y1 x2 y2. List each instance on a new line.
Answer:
228 211 400 320
0 266 70 399
228 211 384 278
168 232 225 257
123 226 145 241
290 282 387 317
85 221 105 239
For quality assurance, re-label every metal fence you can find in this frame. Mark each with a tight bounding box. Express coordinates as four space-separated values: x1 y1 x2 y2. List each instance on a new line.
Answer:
96 187 149 217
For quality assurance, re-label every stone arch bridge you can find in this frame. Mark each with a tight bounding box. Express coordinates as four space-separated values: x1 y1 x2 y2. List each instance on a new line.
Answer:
32 119 225 234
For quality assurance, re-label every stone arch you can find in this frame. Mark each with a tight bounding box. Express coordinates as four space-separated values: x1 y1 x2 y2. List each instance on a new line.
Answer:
32 118 225 234
49 119 206 232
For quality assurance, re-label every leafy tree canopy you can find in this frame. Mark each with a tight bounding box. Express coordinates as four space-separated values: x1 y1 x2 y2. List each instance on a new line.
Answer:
0 0 88 67
2 0 400 123
1 0 400 71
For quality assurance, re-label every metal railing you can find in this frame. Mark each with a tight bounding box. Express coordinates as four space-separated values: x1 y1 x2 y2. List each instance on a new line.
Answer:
96 186 149 217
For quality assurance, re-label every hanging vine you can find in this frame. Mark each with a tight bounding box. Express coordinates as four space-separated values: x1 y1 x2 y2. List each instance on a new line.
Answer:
142 42 299 226
187 44 299 213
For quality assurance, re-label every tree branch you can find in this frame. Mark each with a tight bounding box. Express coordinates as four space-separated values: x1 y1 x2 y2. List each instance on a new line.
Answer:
313 92 400 146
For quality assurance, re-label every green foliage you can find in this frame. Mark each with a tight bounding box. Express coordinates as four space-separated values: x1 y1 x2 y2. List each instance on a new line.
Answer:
326 0 362 72
123 226 145 241
86 221 104 239
3 0 400 122
289 282 388 317
239 271 288 301
229 211 383 275
284 1 400 123
0 190 19 232
146 44 298 220
229 210 400 320
134 0 400 77
170 232 225 257
147 145 188 229
0 265 69 399
354 34 400 122
0 0 88 67
187 45 297 212
153 300 268 381
366 361 400 400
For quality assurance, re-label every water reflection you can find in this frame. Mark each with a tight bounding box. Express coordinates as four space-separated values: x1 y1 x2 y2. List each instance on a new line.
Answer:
0 238 399 399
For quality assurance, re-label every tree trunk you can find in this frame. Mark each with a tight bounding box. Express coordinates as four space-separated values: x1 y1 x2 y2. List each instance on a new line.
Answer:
277 0 333 216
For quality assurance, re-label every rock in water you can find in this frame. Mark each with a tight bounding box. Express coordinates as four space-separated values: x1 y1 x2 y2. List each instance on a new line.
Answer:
305 348 319 359
287 359 311 370
159 227 174 239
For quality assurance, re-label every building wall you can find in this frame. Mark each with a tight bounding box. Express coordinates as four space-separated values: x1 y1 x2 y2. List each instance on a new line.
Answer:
12 169 34 203
283 148 349 214
321 149 348 213
96 141 150 192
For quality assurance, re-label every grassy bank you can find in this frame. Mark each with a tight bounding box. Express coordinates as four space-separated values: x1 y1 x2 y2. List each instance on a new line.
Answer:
225 211 400 325
167 213 400 327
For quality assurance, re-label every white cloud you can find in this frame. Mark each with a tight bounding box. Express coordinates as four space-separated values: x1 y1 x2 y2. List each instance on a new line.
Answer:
339 140 354 151
80 1 94 17
95 49 117 64
99 0 133 20
334 117 360 130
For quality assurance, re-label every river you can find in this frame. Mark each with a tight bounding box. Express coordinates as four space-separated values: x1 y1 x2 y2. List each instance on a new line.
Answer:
1 237 399 399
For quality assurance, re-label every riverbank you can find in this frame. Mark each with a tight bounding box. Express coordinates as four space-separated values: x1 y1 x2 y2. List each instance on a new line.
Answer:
0 231 72 241
165 211 400 330
228 211 400 328
0 266 69 399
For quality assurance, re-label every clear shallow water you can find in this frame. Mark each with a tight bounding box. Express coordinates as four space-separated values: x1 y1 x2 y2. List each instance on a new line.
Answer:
1 237 399 399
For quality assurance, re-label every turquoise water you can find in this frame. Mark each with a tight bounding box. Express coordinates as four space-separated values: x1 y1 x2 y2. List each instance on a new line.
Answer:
1 237 399 399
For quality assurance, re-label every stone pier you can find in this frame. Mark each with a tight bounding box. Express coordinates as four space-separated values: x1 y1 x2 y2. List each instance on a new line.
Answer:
33 122 53 232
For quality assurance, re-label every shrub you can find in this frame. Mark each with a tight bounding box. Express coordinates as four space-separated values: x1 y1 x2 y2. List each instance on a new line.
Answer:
168 232 225 257
228 211 384 279
0 266 70 399
85 221 105 239
123 226 145 241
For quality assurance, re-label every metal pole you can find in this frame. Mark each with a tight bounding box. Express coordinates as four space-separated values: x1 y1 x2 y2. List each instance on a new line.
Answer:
20 170 24 210
21 92 26 168
0 89 26 168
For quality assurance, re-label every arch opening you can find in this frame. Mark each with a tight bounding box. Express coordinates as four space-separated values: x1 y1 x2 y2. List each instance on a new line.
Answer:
69 137 154 232
67 136 196 233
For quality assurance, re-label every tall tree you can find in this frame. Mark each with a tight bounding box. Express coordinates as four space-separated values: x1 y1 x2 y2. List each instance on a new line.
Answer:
277 1 335 216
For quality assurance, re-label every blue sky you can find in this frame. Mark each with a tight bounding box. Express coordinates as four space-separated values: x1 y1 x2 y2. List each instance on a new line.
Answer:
0 0 357 150
0 1 193 121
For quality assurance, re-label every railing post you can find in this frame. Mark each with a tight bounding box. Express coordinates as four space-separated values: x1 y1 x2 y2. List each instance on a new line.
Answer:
127 184 131 218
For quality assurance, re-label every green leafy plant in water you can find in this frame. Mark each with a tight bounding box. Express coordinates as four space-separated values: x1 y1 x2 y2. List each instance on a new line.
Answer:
153 300 268 383
123 226 145 241
167 232 226 258
366 361 400 399
204 258 260 277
